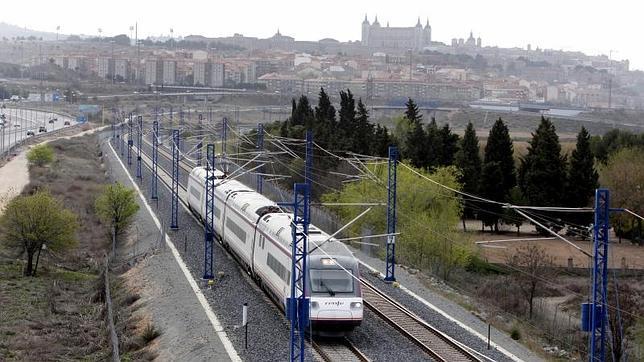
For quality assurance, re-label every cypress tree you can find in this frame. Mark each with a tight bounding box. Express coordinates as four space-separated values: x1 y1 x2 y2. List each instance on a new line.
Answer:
405 121 427 168
480 118 516 229
566 127 599 225
518 116 567 207
479 161 505 231
438 123 459 166
314 88 336 149
404 98 422 123
425 118 442 169
353 98 374 154
455 122 482 220
371 124 391 157
484 118 516 193
338 89 357 149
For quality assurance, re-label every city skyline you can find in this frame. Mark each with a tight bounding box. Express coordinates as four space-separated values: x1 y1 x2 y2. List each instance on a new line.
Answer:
0 0 640 70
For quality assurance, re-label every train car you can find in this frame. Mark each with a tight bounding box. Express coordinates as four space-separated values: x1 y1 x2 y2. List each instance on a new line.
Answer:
186 166 363 333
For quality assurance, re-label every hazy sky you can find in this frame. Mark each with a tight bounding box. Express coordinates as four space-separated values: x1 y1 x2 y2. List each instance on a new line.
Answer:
2 0 642 69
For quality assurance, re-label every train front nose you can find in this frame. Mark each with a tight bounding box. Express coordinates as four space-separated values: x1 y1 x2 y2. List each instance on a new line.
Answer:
310 297 363 330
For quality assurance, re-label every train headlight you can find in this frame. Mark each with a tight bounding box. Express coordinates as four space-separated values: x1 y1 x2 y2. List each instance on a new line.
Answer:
350 302 362 309
321 258 335 266
311 301 319 309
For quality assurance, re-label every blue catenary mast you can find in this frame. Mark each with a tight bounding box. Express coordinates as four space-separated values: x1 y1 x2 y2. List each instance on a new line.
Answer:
221 117 228 173
385 145 398 282
120 123 125 156
170 129 180 229
196 141 203 167
127 113 133 166
589 188 610 362
151 120 159 200
305 129 312 190
136 115 142 179
286 183 311 362
203 144 215 279
256 123 264 194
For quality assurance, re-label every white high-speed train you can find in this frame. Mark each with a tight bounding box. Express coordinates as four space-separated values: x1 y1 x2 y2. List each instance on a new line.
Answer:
187 166 363 332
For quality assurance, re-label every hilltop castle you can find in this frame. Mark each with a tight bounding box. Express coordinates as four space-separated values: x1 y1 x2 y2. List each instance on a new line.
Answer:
361 15 431 51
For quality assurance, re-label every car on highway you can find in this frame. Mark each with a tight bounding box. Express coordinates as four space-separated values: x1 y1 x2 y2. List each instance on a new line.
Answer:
48 119 55 124
38 126 47 133
26 129 35 136
64 120 70 126
13 123 20 127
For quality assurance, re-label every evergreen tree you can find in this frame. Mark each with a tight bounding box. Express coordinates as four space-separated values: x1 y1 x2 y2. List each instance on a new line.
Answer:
404 98 422 123
291 95 314 127
438 123 459 166
314 88 337 149
338 89 357 149
425 118 442 169
484 118 516 193
371 124 392 157
567 127 599 207
479 161 505 231
353 98 374 154
480 118 516 229
455 122 482 220
405 121 427 168
518 117 567 207
566 127 599 225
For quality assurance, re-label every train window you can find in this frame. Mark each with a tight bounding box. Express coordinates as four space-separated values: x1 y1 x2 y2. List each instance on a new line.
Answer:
214 207 221 219
276 227 285 236
267 253 289 282
310 269 354 294
189 187 201 200
226 218 247 243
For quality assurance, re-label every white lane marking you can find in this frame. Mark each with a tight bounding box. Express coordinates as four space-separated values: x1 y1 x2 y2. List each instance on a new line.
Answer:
359 261 524 362
108 140 241 362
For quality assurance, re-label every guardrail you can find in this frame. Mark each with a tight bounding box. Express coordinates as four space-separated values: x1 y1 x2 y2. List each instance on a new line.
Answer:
0 118 84 160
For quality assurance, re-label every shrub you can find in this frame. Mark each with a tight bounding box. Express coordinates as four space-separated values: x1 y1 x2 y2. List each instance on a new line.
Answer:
510 327 521 340
141 323 160 344
27 144 55 166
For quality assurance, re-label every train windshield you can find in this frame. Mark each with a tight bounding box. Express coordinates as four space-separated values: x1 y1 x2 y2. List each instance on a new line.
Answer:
310 269 354 295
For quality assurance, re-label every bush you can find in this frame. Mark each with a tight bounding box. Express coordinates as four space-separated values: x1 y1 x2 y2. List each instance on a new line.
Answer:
465 255 505 275
141 323 160 343
510 327 521 340
27 144 55 167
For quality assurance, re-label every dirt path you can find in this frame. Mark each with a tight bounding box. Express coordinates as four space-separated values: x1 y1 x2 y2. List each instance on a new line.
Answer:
0 151 29 214
0 124 109 215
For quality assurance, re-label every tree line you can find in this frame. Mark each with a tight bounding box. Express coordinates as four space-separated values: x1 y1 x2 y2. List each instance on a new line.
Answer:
272 92 641 235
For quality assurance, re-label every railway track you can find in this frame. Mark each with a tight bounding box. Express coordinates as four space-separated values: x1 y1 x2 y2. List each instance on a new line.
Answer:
313 338 370 362
360 278 481 362
124 135 481 362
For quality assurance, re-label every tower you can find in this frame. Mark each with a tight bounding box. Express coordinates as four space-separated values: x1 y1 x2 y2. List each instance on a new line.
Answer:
361 14 370 46
424 18 432 46
414 17 423 51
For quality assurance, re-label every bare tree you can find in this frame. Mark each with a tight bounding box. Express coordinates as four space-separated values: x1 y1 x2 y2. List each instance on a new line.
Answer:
607 280 642 361
506 244 555 319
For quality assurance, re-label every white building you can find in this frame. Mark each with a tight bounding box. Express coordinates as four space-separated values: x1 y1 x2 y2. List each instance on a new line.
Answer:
163 60 177 85
211 63 225 87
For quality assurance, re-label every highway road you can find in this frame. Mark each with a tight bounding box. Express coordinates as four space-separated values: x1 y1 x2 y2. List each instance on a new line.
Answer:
0 107 77 153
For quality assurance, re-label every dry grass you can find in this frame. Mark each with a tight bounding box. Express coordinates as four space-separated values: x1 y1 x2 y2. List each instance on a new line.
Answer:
0 134 112 360
0 260 108 360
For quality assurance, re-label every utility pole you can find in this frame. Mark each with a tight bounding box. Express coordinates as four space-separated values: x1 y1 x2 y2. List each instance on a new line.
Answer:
589 189 610 362
170 129 179 229
280 183 311 362
203 144 215 280
385 146 398 282
256 123 264 194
